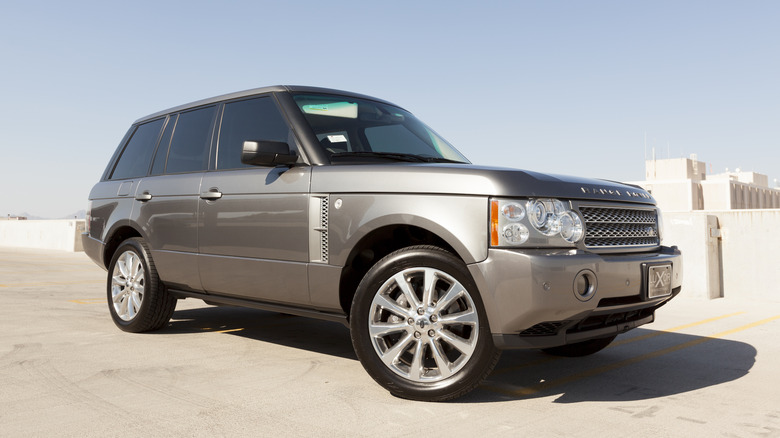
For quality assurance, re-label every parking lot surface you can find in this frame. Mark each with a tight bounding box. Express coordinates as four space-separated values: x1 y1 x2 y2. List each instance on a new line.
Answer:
1 248 779 437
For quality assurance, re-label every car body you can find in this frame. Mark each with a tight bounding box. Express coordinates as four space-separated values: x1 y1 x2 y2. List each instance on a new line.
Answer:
83 85 682 401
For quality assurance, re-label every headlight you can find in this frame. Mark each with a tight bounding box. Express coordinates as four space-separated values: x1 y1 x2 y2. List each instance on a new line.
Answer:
491 198 584 247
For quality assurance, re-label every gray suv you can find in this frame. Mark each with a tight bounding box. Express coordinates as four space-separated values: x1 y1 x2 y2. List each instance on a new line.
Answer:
83 85 682 401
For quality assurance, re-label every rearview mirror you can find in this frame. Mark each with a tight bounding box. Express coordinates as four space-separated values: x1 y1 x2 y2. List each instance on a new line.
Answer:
241 141 298 166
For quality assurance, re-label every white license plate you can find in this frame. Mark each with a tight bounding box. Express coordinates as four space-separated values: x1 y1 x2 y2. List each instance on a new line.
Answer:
647 265 673 298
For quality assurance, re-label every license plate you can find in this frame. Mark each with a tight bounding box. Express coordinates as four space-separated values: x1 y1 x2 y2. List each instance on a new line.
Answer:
647 265 673 298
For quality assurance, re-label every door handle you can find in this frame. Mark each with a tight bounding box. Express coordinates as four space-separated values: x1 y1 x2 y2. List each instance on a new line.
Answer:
135 192 152 201
200 188 223 200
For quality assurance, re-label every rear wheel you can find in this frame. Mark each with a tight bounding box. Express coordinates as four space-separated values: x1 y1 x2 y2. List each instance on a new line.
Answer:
541 335 617 357
107 238 176 333
350 246 501 401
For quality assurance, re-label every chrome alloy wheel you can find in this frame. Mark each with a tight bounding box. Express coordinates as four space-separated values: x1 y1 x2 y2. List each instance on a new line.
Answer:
111 250 145 321
368 267 480 383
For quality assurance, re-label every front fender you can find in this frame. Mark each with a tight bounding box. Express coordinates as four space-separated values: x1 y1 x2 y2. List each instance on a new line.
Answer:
326 194 488 266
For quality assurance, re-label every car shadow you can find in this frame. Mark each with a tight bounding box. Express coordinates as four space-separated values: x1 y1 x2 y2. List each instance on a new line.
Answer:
460 329 756 404
159 304 757 404
161 304 356 360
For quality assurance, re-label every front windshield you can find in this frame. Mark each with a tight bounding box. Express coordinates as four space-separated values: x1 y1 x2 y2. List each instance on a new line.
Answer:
293 94 470 164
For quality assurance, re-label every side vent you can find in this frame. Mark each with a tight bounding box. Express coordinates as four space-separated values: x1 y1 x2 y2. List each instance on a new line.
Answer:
309 194 329 263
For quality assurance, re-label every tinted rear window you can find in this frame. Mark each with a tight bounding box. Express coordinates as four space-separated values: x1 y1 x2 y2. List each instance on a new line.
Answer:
110 118 165 180
165 106 216 174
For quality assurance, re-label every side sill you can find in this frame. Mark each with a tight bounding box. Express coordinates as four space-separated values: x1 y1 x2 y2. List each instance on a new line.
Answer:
169 290 349 327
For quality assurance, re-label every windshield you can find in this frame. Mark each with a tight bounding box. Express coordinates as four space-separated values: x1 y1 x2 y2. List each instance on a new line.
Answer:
293 94 470 164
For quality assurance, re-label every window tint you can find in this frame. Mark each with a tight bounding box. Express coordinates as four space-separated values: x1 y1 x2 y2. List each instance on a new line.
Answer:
364 124 438 156
217 97 290 170
150 114 177 176
166 106 216 174
110 118 165 180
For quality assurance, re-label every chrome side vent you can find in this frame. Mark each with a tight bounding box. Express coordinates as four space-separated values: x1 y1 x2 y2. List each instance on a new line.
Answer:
309 195 329 263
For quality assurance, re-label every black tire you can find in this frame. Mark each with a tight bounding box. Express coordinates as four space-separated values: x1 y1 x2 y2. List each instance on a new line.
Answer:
350 246 501 401
106 237 177 333
541 334 617 357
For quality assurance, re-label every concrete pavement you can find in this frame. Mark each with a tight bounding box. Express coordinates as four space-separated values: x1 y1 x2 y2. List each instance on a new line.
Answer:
1 248 779 437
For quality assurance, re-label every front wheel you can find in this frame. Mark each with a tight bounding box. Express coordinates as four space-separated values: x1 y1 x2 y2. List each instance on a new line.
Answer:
350 246 501 401
107 237 177 333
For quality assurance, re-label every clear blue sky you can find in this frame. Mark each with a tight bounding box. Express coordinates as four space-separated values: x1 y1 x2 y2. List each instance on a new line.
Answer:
1 0 778 218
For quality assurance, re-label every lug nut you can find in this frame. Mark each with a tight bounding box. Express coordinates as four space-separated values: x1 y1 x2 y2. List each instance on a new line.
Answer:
430 315 438 322
417 308 425 315
428 329 435 337
414 331 422 339
407 318 414 325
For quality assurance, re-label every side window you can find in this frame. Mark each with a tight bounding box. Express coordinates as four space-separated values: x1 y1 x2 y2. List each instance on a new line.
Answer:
110 118 165 180
216 97 290 170
150 114 178 176
165 106 216 174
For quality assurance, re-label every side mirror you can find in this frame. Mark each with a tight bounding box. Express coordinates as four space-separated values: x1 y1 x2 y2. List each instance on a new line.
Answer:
241 140 298 166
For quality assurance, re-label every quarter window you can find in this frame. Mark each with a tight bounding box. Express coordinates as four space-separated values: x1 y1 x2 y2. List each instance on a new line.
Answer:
110 118 165 180
165 106 216 174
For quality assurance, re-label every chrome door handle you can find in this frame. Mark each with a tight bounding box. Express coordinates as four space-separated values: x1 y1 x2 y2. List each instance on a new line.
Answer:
200 189 223 200
135 192 152 201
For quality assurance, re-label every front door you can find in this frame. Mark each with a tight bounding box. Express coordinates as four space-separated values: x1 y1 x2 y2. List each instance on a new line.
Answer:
197 95 311 305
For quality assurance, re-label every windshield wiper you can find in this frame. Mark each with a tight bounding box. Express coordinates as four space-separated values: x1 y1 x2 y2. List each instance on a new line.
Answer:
329 152 429 162
329 152 468 164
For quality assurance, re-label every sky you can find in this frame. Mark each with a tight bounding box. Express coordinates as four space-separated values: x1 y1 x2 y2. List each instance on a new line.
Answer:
1 0 778 218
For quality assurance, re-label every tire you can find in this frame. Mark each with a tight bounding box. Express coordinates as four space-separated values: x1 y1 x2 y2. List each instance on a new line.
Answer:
541 334 617 357
350 246 501 401
107 237 177 333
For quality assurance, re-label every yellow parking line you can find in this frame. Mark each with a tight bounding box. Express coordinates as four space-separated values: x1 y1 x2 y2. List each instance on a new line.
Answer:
214 328 245 334
69 298 105 304
486 314 780 397
608 311 746 348
492 311 744 376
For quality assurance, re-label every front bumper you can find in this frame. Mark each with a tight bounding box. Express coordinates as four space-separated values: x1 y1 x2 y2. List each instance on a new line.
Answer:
467 246 682 350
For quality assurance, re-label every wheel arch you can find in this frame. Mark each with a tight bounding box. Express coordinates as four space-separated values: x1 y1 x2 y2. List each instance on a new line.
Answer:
337 224 462 317
102 223 144 269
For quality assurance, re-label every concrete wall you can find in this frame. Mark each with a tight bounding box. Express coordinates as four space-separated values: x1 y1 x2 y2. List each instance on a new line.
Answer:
664 210 780 302
0 220 86 252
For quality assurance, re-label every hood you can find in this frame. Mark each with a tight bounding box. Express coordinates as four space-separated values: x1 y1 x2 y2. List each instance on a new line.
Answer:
310 163 655 205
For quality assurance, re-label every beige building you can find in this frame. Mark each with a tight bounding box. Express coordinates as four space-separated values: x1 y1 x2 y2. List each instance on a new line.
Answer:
633 156 780 212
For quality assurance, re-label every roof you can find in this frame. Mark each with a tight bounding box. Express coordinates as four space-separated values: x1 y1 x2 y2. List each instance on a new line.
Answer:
133 85 401 124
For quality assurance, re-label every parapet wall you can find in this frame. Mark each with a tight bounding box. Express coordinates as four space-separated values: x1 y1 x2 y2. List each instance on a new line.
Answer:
0 220 86 252
664 209 780 301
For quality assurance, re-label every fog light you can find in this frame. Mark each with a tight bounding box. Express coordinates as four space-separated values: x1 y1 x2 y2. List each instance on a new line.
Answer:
573 269 597 301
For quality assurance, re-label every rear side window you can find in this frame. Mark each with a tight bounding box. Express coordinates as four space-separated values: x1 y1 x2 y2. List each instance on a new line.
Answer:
150 114 178 176
110 118 165 180
216 97 290 170
165 106 217 174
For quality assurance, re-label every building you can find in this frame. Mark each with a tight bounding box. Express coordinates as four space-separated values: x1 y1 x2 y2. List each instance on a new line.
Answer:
632 156 780 212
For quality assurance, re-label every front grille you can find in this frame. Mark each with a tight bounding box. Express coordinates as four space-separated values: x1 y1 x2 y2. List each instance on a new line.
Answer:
580 206 659 248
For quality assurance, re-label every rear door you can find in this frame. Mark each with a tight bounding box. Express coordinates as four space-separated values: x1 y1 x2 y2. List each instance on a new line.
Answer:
134 106 217 292
197 95 311 305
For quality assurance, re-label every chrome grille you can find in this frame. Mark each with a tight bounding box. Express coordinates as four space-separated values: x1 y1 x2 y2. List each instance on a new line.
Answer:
580 206 659 248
